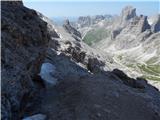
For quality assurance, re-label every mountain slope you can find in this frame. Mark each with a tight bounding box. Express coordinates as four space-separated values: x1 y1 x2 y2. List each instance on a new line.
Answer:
1 2 160 120
76 6 160 88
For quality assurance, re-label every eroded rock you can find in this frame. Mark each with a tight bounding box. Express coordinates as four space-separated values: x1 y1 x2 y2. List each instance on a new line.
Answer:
151 14 160 33
121 6 136 22
1 1 49 119
63 19 82 39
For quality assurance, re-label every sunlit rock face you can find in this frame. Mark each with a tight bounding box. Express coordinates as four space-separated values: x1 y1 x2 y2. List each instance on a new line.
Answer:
121 6 136 24
151 14 160 33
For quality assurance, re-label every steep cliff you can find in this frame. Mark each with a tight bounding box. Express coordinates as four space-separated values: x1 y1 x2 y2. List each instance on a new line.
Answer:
1 1 49 119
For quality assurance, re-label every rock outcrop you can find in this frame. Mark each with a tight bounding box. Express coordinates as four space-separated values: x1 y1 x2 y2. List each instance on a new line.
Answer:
63 19 82 40
122 6 136 19
151 14 160 33
121 6 136 24
111 27 122 39
111 6 151 40
138 15 151 32
1 1 49 119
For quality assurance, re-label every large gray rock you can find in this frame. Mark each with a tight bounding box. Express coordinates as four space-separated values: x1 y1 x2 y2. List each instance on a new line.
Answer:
1 1 49 119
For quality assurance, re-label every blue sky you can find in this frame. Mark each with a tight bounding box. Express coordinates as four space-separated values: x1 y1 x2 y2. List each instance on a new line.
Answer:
24 0 160 18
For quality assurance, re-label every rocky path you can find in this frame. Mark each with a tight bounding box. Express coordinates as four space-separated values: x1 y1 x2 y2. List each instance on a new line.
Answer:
37 74 160 120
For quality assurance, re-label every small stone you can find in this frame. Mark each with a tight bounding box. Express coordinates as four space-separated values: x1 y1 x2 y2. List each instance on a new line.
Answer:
103 108 111 113
94 104 101 108
22 114 47 120
96 113 102 117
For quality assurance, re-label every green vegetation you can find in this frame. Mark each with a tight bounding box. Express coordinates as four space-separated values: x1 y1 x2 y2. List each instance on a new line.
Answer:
146 57 158 65
148 65 160 73
126 64 135 68
142 75 160 81
138 64 160 76
83 28 110 46
122 60 160 81
137 63 160 81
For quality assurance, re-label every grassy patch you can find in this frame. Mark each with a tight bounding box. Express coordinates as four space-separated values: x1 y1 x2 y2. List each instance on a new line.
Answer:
137 63 160 81
83 28 110 46
146 57 158 65
148 65 160 73
142 75 160 81
126 64 135 68
137 64 159 76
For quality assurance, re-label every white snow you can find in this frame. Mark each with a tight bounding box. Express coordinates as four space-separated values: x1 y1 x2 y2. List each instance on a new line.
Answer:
39 63 57 86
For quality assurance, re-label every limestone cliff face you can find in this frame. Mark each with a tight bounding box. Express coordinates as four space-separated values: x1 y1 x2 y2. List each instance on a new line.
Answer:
138 15 151 32
63 19 82 40
1 1 49 119
151 14 160 33
121 6 136 25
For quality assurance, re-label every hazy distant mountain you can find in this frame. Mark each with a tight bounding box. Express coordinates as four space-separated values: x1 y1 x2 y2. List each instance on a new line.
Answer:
51 16 78 25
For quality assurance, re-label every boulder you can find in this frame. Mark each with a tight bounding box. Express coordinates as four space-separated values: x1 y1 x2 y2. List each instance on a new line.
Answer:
39 63 57 88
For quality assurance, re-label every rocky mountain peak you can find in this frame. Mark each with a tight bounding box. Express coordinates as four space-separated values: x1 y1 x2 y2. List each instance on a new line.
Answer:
64 19 70 25
77 16 92 27
121 6 136 22
63 19 82 39
138 15 151 32
151 14 160 33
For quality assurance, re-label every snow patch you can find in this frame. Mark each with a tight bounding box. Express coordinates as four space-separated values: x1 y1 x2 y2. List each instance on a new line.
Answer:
40 63 57 86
